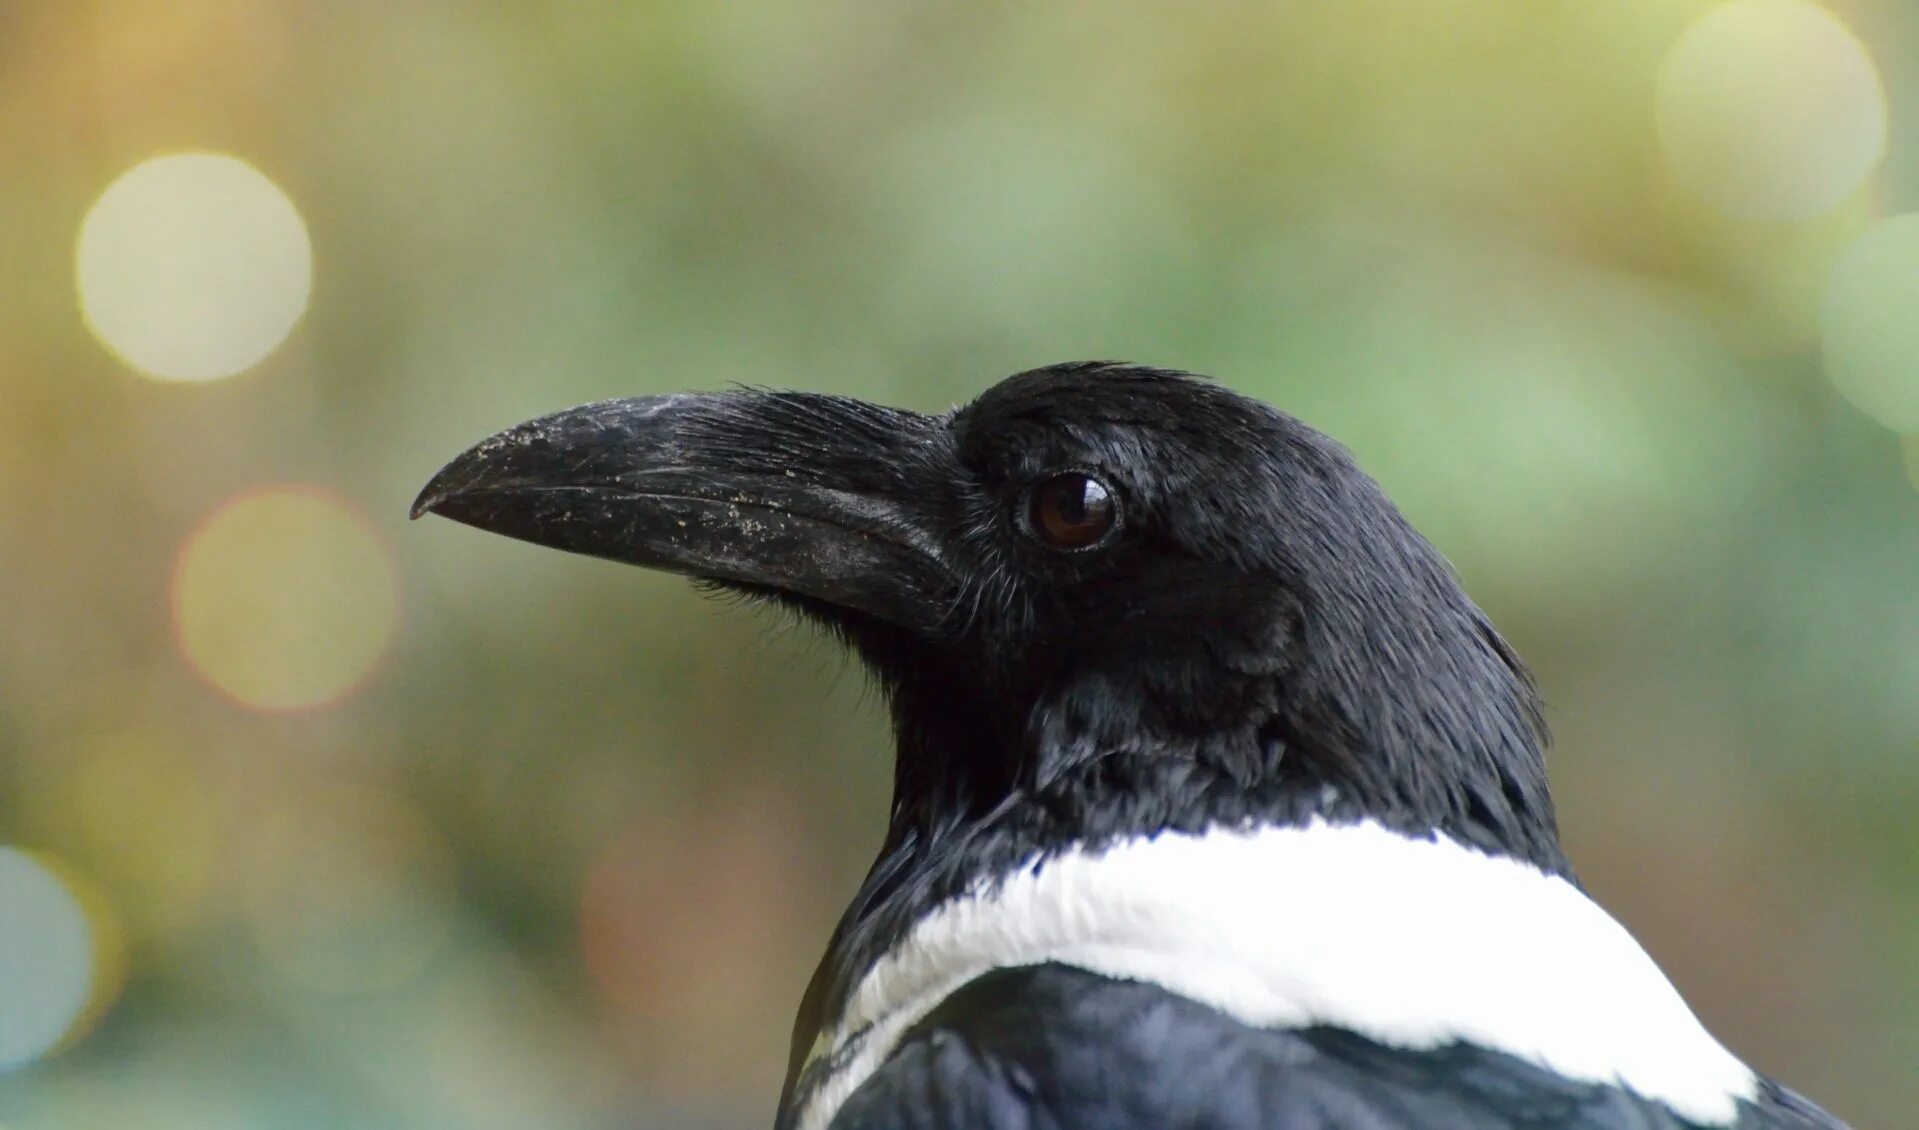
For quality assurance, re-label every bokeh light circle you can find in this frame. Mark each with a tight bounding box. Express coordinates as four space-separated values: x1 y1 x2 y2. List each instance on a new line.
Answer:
77 152 313 381
0 848 126 1071
578 803 800 1050
1822 214 1919 432
1656 0 1887 221
171 487 397 712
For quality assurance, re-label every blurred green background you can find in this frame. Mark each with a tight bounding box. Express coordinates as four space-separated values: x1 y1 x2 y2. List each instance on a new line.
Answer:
2 1 1916 1126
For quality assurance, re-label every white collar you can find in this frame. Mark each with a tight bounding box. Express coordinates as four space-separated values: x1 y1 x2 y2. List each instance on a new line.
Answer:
797 818 1756 1130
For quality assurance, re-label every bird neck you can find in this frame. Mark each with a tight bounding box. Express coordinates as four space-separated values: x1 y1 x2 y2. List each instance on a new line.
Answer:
875 630 1567 879
781 631 1565 1111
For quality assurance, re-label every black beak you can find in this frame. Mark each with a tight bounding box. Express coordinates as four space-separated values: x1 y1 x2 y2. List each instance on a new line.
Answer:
411 392 956 634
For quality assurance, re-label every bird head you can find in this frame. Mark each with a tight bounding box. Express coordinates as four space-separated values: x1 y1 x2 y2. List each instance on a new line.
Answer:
414 362 1559 870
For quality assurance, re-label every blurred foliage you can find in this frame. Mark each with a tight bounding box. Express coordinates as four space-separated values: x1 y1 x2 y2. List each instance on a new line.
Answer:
1 2 1916 1126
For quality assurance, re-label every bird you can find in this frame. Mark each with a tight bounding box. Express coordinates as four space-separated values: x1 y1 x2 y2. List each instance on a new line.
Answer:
412 361 1845 1129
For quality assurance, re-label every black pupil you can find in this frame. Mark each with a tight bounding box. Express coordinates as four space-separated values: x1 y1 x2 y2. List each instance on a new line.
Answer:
1034 474 1113 547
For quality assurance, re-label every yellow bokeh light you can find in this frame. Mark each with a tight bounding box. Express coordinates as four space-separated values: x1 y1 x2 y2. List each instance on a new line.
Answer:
76 152 312 381
1822 214 1919 432
242 790 456 995
1656 0 1887 221
171 487 397 712
67 736 219 944
0 848 126 1072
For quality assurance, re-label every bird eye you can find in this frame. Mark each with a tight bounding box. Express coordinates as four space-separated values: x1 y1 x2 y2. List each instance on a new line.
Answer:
1026 472 1119 551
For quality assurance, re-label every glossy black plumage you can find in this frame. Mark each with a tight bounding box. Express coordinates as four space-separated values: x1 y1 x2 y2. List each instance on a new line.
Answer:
837 966 1835 1130
414 362 1848 1129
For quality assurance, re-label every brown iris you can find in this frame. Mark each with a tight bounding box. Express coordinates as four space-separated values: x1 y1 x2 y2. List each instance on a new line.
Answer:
1027 472 1118 550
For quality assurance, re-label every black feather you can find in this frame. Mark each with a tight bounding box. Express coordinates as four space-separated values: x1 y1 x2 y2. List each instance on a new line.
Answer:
833 966 1837 1130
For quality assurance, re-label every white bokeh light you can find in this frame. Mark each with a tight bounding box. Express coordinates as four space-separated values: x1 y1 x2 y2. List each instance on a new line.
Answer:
1656 0 1887 221
1822 214 1919 432
0 849 100 1071
76 152 313 381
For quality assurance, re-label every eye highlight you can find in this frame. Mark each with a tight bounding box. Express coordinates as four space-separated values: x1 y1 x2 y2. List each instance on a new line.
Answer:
1025 472 1119 550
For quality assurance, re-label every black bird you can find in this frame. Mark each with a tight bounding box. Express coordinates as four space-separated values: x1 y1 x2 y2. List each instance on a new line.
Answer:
413 362 1844 1129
